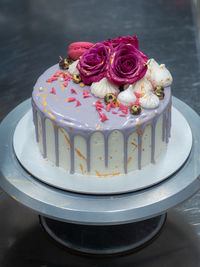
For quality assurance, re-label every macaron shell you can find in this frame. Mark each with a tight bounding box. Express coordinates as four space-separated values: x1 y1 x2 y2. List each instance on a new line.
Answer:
68 42 94 61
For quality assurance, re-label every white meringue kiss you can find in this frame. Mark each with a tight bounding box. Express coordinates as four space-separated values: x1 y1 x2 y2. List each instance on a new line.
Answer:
91 78 119 98
140 92 159 109
68 60 80 75
132 77 153 95
145 58 173 87
117 85 136 106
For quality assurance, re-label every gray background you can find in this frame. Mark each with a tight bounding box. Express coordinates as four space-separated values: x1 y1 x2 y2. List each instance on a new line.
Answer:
0 0 200 266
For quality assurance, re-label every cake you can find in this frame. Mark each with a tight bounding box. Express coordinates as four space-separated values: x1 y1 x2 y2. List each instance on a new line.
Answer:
32 36 172 177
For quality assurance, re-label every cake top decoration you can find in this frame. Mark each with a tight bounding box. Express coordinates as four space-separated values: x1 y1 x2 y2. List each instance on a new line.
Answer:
33 36 172 126
67 35 172 114
76 35 148 86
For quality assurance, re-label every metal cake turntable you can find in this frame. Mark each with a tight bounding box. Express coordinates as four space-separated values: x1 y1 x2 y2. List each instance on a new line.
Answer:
0 97 200 255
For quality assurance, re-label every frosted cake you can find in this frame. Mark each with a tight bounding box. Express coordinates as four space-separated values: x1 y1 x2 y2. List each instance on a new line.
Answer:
32 36 172 177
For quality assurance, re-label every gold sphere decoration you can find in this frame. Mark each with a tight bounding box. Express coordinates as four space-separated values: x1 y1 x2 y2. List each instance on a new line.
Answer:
154 85 164 92
72 74 82 84
59 58 69 69
130 105 142 115
68 58 73 65
104 93 117 105
154 90 165 100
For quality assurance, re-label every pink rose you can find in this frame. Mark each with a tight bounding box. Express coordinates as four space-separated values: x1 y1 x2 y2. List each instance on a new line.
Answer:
106 43 148 86
103 35 139 49
77 43 112 85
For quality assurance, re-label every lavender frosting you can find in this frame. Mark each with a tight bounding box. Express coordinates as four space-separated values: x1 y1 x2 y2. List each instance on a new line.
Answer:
32 64 171 174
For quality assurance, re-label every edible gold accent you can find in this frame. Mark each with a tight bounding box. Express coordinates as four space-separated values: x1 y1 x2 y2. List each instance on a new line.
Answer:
154 85 164 92
154 90 165 100
41 100 47 106
130 105 142 115
95 170 120 178
127 157 132 165
68 58 73 65
72 74 82 83
79 82 85 87
11 195 19 202
80 164 86 175
75 148 87 162
51 115 55 121
59 58 69 69
104 93 117 105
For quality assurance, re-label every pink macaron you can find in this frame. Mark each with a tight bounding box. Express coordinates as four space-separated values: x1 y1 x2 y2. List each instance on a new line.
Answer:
68 42 94 61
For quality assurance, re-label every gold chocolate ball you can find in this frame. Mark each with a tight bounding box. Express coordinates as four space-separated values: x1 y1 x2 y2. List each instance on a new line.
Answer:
68 58 73 65
59 58 69 69
154 85 164 92
130 105 142 115
104 93 117 105
154 90 165 100
72 74 82 84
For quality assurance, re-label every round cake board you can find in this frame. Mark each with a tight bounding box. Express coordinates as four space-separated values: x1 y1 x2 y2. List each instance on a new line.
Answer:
13 107 192 195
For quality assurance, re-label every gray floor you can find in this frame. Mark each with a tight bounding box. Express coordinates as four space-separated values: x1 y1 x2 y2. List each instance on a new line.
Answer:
0 0 200 266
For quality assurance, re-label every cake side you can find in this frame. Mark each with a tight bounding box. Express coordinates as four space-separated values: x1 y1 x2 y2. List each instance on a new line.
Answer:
32 67 171 176
32 105 170 176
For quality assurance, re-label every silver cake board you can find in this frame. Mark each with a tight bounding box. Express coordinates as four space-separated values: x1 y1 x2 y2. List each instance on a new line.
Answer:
13 107 192 195
0 97 200 255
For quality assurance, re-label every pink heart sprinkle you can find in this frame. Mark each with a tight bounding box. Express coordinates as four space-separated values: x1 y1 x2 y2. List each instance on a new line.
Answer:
134 92 141 98
65 75 72 81
96 103 104 108
101 113 108 122
76 100 81 107
83 89 90 95
71 89 77 94
121 109 128 114
96 107 102 112
110 101 116 108
135 98 140 105
106 104 111 112
118 103 125 111
83 95 91 98
68 97 76 102
50 87 56 94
